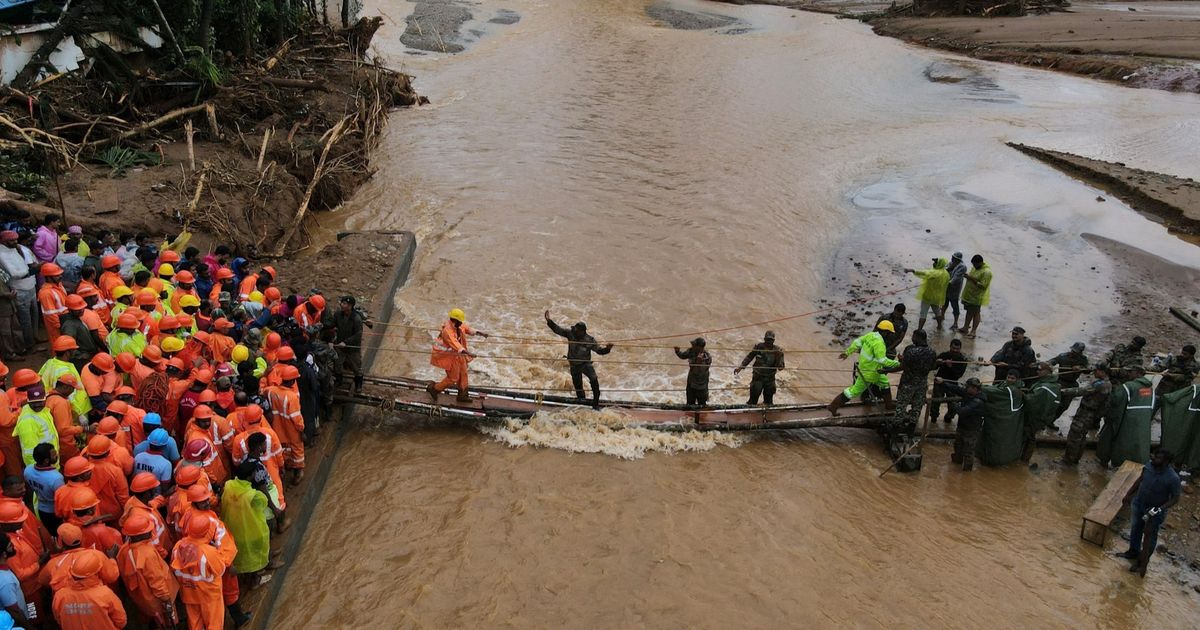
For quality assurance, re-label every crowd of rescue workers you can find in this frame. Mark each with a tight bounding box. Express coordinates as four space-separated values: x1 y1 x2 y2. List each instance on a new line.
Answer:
430 253 1197 577
0 215 367 629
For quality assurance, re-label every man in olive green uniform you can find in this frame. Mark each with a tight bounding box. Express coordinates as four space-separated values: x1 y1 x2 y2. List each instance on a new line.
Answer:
1098 365 1156 468
1102 336 1146 384
892 329 937 434
1049 342 1089 419
735 331 784 406
1060 365 1112 465
1155 344 1197 397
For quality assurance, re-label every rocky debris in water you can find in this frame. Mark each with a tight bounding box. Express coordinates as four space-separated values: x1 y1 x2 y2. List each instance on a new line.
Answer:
645 3 742 30
401 0 472 53
489 9 521 25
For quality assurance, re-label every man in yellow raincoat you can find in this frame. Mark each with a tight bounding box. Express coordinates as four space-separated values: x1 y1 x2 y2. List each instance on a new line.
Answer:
827 320 901 415
906 257 950 331
427 308 489 403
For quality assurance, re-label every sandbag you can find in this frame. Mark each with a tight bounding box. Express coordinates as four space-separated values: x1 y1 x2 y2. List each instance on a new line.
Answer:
220 479 270 574
1160 384 1200 469
1097 377 1156 467
978 385 1025 466
1024 378 1061 431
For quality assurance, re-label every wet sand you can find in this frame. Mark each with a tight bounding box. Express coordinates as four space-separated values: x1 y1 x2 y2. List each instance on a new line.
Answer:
871 1 1200 92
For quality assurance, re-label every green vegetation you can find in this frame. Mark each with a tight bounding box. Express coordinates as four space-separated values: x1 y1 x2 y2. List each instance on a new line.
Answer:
0 152 48 198
90 146 164 178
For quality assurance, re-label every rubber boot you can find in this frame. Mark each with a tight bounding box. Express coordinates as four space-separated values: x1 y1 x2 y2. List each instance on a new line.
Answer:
426 382 438 402
827 393 848 416
229 603 253 628
353 374 364 393
456 388 471 403
881 388 896 412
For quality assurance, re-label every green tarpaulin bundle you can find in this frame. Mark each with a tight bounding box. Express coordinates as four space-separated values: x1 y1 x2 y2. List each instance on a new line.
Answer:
1161 384 1200 470
978 384 1025 466
1098 377 1156 468
220 479 271 574
1024 378 1061 432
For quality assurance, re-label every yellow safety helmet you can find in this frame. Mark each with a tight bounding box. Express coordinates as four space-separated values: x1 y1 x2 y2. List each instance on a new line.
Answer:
179 295 202 308
876 320 895 333
232 344 250 363
112 286 133 300
448 308 466 323
160 337 185 353
158 263 175 277
248 290 264 304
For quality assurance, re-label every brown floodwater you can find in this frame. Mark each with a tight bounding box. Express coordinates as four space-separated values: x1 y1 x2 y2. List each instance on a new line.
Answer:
273 0 1200 626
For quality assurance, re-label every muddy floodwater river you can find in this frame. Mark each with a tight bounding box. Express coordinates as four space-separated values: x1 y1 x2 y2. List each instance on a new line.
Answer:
274 0 1200 626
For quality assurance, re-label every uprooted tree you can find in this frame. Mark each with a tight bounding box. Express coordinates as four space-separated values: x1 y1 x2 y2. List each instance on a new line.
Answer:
0 0 418 256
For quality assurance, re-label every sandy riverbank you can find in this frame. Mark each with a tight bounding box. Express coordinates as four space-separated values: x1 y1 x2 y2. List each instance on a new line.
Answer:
870 1 1200 92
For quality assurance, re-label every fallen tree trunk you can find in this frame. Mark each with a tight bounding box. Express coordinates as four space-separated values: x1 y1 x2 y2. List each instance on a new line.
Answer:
11 3 87 89
262 77 330 91
272 115 352 256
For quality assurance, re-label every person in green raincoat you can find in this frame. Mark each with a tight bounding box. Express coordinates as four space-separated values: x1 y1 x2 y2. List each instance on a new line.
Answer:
1159 383 1200 470
978 369 1025 466
1097 365 1156 467
960 255 992 339
827 320 901 415
906 257 950 331
220 478 271 576
1021 362 1061 462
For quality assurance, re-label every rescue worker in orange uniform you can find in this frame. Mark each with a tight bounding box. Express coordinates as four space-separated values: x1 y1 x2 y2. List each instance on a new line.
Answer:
172 516 228 630
267 366 305 485
167 466 207 537
209 268 235 309
6 368 41 410
0 363 21 477
186 406 233 474
37 262 69 342
98 255 125 305
67 488 122 554
293 294 325 332
69 293 109 343
178 485 249 627
427 308 489 403
95 416 134 462
170 270 199 314
0 500 48 621
207 318 236 363
81 352 120 413
51 551 128 630
230 404 285 511
118 513 178 627
121 472 172 558
38 522 119 592
55 456 98 521
46 374 85 460
0 476 50 557
76 283 112 328
84 435 129 521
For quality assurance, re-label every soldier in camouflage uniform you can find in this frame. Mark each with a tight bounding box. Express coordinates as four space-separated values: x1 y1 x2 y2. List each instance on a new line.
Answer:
1102 336 1146 383
309 324 341 424
891 329 937 435
1049 341 1089 419
1155 344 1198 397
1060 365 1113 465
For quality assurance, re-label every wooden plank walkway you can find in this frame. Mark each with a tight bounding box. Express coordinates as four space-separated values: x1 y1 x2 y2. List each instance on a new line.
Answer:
1081 460 1143 546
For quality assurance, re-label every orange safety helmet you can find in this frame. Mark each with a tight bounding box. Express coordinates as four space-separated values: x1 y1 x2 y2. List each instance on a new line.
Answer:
264 332 281 351
70 552 103 578
85 435 112 457
278 364 300 381
51 336 79 353
116 313 139 330
76 284 99 298
115 353 137 373
64 456 95 478
276 346 296 362
175 465 203 487
55 374 79 389
0 501 26 525
114 385 136 399
167 357 187 372
174 270 195 284
187 514 216 540
135 289 158 306
101 255 122 270
213 318 234 331
186 483 213 503
39 262 63 277
193 369 214 385
141 345 163 364
309 294 326 310
121 513 155 537
215 268 234 281
57 523 83 547
176 314 194 328
240 404 264 424
90 352 115 372
66 294 87 310
197 390 217 404
191 330 210 344
160 250 181 264
70 488 101 511
129 472 160 494
158 315 178 330
12 369 39 388
192 404 214 419
97 417 121 436
264 287 281 302
105 401 128 416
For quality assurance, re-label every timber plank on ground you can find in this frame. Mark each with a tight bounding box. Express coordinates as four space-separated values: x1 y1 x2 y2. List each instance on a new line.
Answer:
1081 460 1143 546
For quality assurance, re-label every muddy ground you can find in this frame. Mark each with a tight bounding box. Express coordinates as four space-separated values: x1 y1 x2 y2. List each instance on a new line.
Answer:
870 1 1200 92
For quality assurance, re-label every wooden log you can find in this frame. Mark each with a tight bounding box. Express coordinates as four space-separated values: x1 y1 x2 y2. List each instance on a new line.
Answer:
1169 307 1200 334
1081 460 1143 546
148 0 187 62
86 104 210 149
262 77 330 91
272 115 353 255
